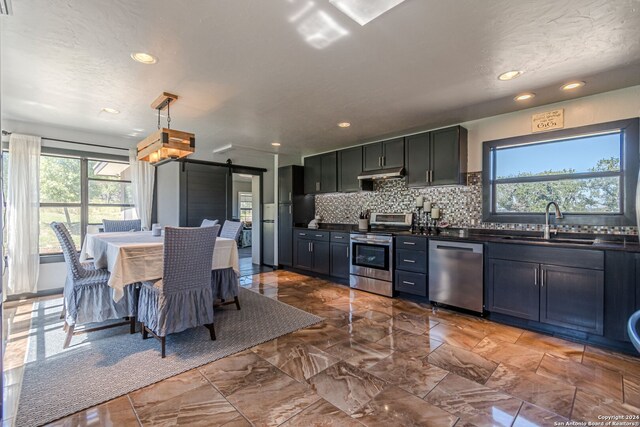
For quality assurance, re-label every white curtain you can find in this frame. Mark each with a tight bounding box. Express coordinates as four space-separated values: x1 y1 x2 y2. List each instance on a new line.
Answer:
129 149 155 230
7 133 41 295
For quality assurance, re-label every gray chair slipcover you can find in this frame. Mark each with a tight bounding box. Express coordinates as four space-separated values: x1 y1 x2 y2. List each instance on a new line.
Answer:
138 225 220 344
200 219 219 228
102 219 142 232
51 222 138 347
211 267 241 302
220 220 242 241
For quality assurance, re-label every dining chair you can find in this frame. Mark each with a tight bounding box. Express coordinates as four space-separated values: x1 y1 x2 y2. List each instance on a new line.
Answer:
102 219 142 232
220 220 242 241
50 222 138 348
138 225 220 358
200 218 219 228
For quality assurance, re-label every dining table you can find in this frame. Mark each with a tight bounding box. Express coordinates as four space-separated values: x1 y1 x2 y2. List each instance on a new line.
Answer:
79 231 240 301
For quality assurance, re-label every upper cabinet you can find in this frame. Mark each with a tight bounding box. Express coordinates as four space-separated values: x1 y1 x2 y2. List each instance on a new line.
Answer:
362 138 405 171
338 146 373 192
405 126 468 187
304 152 337 194
278 165 305 203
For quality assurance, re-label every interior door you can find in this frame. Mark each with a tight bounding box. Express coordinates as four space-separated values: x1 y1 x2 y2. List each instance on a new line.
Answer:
180 163 231 227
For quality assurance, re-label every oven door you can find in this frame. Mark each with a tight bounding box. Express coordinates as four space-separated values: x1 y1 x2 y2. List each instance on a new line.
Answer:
350 240 392 281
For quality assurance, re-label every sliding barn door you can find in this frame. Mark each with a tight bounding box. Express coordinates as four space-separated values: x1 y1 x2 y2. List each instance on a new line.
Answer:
179 162 232 227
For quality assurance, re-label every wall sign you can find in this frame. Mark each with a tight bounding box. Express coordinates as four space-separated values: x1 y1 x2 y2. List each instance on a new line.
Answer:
532 109 564 132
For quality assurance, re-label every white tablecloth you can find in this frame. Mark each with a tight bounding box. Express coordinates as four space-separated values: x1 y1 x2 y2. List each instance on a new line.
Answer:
80 231 239 300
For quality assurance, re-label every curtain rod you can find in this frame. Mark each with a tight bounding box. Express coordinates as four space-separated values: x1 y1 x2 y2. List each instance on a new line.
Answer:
1 130 130 152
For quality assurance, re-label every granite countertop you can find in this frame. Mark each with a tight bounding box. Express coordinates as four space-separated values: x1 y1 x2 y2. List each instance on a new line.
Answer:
293 224 640 252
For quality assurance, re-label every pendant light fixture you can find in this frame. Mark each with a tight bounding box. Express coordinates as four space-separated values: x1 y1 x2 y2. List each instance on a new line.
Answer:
137 92 195 166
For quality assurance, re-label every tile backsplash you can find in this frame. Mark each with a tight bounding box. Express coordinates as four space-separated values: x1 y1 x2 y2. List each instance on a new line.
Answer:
315 172 638 235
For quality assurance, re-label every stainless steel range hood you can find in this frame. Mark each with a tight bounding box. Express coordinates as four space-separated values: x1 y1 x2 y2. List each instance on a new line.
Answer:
357 166 405 180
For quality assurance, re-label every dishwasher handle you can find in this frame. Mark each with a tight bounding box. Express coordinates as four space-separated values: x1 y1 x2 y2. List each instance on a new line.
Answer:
431 240 483 254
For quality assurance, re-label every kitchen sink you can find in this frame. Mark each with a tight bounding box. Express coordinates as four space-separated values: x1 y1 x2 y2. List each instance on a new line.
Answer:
499 236 595 245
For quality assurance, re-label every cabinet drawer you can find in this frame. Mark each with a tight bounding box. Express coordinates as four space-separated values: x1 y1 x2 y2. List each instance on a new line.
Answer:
396 236 427 251
295 229 330 241
396 249 427 273
331 232 350 242
395 270 427 297
487 243 604 270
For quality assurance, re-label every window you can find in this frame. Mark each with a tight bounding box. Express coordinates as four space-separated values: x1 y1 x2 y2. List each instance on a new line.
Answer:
2 149 135 256
482 118 639 225
238 192 252 223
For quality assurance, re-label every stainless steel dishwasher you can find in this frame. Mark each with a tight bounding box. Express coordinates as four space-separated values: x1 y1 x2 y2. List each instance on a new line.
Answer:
429 240 484 313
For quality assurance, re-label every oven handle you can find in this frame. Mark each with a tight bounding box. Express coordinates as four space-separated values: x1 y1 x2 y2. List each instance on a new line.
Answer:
350 238 392 245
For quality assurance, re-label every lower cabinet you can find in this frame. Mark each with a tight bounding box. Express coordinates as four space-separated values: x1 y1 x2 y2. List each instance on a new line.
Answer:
394 236 428 296
486 259 540 321
293 230 331 275
540 264 604 335
395 270 427 296
330 242 350 279
485 244 605 336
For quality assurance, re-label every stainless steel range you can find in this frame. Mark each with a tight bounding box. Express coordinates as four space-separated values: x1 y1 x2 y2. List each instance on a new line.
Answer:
349 213 412 297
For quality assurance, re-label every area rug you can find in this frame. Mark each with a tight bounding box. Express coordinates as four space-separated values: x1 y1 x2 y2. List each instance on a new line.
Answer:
16 288 322 427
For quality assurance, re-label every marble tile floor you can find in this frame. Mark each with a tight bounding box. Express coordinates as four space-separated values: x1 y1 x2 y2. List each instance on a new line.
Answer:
3 269 640 426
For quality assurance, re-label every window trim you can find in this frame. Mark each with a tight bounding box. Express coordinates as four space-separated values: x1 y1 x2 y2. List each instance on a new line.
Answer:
482 118 639 226
238 191 253 223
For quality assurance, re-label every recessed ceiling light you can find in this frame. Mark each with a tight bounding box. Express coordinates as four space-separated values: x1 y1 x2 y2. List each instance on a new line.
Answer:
271 142 281 147
498 70 523 81
338 122 351 128
102 107 120 114
130 52 158 64
561 81 585 91
514 92 535 101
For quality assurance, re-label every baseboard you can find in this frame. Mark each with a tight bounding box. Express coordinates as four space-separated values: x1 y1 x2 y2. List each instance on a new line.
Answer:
5 287 63 302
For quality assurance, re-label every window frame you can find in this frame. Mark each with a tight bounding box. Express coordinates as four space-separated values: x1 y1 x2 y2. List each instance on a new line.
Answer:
238 191 253 223
2 146 132 262
482 118 639 226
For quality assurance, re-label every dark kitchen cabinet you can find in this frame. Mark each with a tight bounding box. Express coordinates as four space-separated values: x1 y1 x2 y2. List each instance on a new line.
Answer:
295 237 314 270
486 243 604 336
304 152 337 194
540 264 604 335
486 259 540 321
278 204 293 266
330 241 350 279
394 235 428 297
604 251 640 342
294 229 330 274
404 126 468 187
278 165 315 267
405 132 431 187
362 138 404 171
338 146 368 192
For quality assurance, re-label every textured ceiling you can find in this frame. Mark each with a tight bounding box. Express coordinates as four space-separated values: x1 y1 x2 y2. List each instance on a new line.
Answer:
2 0 639 158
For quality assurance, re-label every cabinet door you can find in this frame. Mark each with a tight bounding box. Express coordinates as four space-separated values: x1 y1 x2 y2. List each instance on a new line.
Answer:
405 132 431 187
381 138 404 169
338 146 363 192
431 127 462 186
363 142 382 171
487 259 540 321
541 265 604 335
278 204 293 266
320 152 337 193
295 238 314 270
312 241 331 275
278 166 293 203
304 155 322 194
330 242 350 279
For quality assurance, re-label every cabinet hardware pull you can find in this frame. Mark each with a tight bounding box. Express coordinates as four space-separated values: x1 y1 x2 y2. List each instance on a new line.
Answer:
310 242 313 252
402 281 415 286
541 269 545 287
316 182 320 191
289 205 292 214
534 269 538 286
403 259 416 263
426 170 429 182
403 241 416 245
429 170 433 182
315 234 323 237
288 191 291 201
346 246 349 257
335 236 343 239
300 233 306 236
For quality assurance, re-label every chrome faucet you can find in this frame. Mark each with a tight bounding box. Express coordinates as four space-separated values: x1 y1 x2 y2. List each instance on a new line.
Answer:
544 202 563 239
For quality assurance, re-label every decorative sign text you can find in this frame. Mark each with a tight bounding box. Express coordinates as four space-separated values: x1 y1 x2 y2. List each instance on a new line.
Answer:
532 109 564 133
